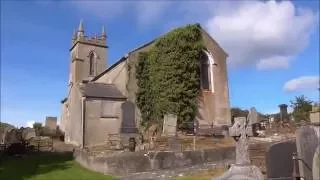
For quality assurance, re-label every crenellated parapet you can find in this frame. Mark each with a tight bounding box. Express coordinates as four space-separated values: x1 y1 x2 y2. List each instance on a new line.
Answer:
70 19 107 50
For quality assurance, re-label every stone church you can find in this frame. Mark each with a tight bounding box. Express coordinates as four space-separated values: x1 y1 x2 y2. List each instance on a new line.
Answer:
60 21 231 147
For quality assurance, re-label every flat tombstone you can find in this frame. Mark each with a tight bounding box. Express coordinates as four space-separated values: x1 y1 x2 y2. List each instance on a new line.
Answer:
296 125 320 180
266 139 297 180
162 114 177 137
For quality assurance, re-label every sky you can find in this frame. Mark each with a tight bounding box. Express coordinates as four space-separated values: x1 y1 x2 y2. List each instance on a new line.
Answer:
1 0 319 127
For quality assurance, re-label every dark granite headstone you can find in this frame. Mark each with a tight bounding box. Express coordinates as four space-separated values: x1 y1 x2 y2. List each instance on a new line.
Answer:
266 139 297 180
296 125 320 180
121 101 138 133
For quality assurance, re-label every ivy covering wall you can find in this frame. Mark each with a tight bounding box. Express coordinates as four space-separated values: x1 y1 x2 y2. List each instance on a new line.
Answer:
136 24 204 129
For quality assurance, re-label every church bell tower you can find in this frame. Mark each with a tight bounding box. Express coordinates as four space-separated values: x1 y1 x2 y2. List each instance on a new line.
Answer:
68 20 108 85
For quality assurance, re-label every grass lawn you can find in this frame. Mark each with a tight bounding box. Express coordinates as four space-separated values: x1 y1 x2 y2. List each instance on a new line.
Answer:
172 167 227 180
0 152 117 180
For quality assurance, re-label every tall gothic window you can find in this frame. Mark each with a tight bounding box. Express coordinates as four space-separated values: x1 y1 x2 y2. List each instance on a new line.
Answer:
200 51 213 91
89 53 94 76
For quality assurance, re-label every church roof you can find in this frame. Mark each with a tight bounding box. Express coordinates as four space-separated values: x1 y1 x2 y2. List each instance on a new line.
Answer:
81 83 126 99
92 23 227 82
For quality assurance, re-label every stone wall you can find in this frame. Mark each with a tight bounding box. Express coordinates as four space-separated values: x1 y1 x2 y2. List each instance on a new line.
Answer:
64 85 83 146
74 147 235 176
84 98 125 147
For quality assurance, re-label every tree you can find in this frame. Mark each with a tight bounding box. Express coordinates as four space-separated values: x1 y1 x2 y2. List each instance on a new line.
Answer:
290 95 313 122
231 107 249 118
33 122 43 136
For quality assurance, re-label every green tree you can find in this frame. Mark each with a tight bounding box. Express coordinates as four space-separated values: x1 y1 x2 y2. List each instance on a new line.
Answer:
231 107 249 118
290 95 313 122
33 122 43 136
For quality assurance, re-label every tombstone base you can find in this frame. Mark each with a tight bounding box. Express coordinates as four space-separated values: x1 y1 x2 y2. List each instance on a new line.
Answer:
213 164 264 180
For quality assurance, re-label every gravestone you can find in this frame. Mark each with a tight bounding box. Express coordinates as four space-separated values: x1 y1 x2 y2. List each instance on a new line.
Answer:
296 125 320 180
313 145 320 180
121 101 138 134
248 107 261 137
162 114 177 137
248 107 259 125
266 139 297 180
213 116 263 180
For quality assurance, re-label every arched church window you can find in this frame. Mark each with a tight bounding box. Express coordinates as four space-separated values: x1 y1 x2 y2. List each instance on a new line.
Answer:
200 50 214 92
89 53 94 76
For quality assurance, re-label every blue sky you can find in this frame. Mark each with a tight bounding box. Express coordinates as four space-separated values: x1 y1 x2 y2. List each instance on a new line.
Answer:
1 0 319 127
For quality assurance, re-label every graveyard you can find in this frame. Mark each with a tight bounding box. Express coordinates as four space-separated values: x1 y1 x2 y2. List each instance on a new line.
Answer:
1 102 319 180
1 1 319 179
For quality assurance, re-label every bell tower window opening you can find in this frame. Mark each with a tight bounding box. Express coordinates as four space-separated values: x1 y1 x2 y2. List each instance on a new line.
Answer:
89 53 94 76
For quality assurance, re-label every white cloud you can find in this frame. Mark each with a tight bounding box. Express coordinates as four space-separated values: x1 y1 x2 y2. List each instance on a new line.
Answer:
26 121 35 128
284 76 320 92
69 0 318 70
257 56 291 70
205 0 317 69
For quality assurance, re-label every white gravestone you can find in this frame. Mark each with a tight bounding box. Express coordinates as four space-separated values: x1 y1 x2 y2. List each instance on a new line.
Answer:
162 114 177 137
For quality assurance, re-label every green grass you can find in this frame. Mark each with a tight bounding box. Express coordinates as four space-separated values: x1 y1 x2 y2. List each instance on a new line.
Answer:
0 153 117 180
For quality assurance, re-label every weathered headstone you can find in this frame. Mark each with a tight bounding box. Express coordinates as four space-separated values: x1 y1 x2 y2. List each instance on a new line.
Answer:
162 114 177 137
248 107 261 137
313 145 320 180
248 107 259 125
296 125 320 180
214 117 263 180
266 139 297 180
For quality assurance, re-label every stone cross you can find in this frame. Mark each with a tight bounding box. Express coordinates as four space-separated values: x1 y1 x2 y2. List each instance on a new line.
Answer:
230 117 253 165
214 116 263 180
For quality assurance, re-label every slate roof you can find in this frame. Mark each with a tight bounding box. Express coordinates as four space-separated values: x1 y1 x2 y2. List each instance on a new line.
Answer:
81 83 126 99
92 24 227 82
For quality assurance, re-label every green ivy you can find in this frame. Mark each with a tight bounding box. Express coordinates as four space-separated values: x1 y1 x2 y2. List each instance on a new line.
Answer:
136 24 204 129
